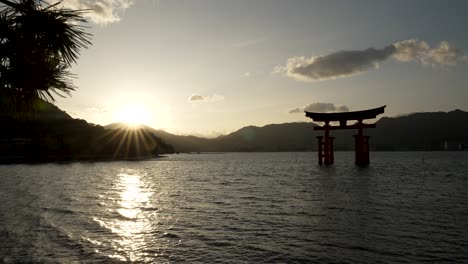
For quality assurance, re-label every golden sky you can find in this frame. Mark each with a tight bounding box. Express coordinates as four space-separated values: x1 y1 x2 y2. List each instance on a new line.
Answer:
53 0 468 136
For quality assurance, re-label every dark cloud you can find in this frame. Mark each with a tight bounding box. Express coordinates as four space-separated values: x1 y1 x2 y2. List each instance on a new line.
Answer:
277 39 466 81
188 94 225 103
289 103 349 114
188 94 205 102
286 46 395 81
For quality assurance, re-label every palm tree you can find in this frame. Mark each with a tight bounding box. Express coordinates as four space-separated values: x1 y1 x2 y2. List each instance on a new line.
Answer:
0 0 91 112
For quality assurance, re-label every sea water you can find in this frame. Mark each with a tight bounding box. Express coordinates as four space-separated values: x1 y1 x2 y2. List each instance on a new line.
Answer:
0 152 467 263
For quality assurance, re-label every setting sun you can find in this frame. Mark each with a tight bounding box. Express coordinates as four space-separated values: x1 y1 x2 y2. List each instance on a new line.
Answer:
115 104 151 127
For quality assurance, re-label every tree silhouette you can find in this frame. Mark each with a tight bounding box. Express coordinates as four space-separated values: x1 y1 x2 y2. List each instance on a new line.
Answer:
0 0 91 112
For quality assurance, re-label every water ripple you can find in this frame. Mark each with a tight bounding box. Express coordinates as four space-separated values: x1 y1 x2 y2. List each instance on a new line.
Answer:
0 152 467 263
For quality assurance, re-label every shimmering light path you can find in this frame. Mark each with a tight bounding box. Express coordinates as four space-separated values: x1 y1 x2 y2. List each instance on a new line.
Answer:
0 152 467 263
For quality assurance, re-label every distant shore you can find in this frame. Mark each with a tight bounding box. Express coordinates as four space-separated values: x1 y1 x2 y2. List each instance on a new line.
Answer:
0 154 166 165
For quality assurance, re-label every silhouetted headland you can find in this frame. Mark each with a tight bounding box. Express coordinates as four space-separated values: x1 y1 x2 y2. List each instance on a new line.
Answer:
0 99 174 164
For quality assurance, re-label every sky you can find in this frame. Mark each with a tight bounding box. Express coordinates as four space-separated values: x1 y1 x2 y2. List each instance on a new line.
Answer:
51 0 468 136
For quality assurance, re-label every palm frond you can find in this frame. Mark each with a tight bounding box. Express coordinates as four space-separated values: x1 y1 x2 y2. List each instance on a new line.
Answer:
0 0 91 111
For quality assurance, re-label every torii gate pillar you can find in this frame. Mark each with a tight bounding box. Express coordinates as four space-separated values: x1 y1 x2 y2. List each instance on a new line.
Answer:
354 120 370 166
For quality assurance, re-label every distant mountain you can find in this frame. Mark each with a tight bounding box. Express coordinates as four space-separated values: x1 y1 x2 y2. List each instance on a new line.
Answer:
368 109 468 150
119 123 318 152
209 123 317 152
0 100 174 163
150 129 212 153
129 109 468 152
105 123 212 153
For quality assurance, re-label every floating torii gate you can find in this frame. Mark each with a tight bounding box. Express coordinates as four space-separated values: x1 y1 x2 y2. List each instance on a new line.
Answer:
305 106 385 166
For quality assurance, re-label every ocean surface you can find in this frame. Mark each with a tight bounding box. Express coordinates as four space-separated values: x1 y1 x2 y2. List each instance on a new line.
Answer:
0 152 467 263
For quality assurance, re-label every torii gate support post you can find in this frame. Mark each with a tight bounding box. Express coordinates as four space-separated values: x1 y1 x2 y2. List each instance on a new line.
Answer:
327 136 335 165
323 122 332 165
354 135 370 166
363 136 370 164
316 122 335 165
316 136 323 165
354 121 370 166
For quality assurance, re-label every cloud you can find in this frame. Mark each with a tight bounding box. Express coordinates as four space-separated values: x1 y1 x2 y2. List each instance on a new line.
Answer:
188 94 225 103
393 39 464 66
48 0 134 24
277 39 466 81
281 46 396 81
188 95 204 102
289 102 349 114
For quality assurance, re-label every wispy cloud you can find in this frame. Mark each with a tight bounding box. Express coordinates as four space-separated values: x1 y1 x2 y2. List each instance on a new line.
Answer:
242 71 264 78
188 94 225 103
289 102 349 114
49 0 134 25
276 39 466 81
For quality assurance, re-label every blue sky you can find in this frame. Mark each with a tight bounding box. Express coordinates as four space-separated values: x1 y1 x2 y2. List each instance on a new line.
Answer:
52 0 468 136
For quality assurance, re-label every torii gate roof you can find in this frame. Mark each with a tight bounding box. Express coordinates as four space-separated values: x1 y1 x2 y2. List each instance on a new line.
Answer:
305 105 386 122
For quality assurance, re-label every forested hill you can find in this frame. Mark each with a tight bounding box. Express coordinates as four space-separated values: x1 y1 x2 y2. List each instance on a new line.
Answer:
368 109 468 150
0 100 174 163
145 109 468 152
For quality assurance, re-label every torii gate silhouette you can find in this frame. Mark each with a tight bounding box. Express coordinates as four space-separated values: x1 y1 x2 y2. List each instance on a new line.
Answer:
305 106 385 166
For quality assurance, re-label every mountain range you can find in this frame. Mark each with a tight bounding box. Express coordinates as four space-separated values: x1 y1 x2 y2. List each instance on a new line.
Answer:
107 109 468 152
2 99 466 164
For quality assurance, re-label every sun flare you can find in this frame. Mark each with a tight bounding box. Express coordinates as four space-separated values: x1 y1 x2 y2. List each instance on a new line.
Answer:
115 104 152 127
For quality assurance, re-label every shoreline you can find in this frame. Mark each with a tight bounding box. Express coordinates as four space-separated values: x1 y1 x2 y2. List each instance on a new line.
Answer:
0 154 168 165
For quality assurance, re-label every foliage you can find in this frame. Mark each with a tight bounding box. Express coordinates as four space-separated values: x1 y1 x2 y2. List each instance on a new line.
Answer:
0 0 91 112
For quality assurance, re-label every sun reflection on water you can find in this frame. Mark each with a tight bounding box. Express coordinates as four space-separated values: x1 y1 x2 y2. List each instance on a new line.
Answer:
118 173 149 220
94 171 154 262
